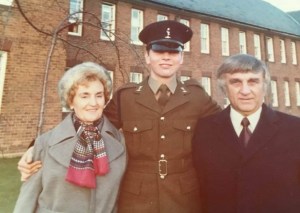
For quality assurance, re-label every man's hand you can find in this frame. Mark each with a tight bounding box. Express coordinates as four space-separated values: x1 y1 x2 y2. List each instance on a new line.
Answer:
17 146 42 181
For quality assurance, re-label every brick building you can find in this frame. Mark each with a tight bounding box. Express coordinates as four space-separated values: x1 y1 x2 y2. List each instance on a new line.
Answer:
1 0 300 156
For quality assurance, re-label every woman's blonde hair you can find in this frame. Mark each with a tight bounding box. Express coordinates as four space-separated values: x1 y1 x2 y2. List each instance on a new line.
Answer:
58 62 112 110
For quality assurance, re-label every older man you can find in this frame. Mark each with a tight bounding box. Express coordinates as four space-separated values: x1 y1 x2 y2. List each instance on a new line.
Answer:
193 54 300 213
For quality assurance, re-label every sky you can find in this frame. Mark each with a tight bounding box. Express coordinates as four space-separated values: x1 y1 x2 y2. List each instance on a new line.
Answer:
263 0 300 12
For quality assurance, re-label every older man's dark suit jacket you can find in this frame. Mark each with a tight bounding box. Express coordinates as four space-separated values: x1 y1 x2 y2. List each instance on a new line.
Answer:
192 104 300 213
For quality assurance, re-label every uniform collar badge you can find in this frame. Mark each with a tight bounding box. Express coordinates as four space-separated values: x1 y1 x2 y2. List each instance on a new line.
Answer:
180 86 187 93
136 85 143 92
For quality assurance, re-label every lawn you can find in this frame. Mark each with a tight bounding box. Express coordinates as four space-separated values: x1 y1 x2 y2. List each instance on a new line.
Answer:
0 157 22 213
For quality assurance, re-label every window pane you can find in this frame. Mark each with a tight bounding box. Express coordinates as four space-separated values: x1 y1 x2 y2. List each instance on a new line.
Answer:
200 24 210 54
221 28 229 56
266 37 274 62
0 51 8 111
68 0 83 36
239 32 247 54
280 40 286 63
130 72 143 83
271 80 278 107
254 34 261 59
284 81 291 106
0 0 13 6
131 9 143 45
180 19 190 52
291 42 298 65
201 77 211 95
157 15 168 21
296 82 300 106
101 3 116 40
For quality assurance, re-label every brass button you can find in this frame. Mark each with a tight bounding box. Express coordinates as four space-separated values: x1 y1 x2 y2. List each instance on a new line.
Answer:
160 116 165 121
133 127 138 132
186 126 191 130
160 135 166 140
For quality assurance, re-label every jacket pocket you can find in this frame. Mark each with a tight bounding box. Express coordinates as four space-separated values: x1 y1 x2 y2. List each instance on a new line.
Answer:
120 172 143 195
173 120 197 151
122 120 153 155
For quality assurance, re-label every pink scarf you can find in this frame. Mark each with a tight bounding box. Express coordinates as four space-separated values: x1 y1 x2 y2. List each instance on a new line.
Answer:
65 114 109 188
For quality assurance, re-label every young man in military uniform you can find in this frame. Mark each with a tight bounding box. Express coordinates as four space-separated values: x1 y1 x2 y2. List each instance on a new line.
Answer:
18 20 220 212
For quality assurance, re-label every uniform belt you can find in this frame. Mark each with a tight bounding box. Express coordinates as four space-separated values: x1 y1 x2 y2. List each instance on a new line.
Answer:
127 157 193 179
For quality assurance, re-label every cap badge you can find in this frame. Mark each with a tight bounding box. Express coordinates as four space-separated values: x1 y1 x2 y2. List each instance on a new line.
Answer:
165 27 171 39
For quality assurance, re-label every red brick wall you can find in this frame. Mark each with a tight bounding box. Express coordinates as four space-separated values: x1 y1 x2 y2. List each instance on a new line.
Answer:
0 1 67 156
1 0 300 155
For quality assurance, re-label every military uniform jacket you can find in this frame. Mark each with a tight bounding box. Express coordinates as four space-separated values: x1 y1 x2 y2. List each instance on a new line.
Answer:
192 104 300 213
104 77 220 213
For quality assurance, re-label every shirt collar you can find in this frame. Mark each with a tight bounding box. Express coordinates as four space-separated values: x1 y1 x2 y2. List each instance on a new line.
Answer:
148 76 177 94
230 106 262 135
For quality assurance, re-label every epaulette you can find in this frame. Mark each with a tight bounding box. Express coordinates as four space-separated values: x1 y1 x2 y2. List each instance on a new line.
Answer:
117 82 138 92
115 83 138 124
182 78 205 90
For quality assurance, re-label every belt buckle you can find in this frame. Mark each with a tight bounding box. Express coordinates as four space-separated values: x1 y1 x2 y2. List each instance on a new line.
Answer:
158 154 167 179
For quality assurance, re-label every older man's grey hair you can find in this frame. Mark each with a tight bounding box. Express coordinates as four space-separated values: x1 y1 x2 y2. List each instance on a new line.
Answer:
58 62 112 110
217 54 270 93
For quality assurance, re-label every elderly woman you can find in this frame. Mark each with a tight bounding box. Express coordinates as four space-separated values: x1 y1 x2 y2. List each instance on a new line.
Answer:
14 62 126 213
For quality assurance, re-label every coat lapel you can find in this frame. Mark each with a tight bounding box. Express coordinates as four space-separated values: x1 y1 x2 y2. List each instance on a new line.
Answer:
243 104 280 161
48 114 125 168
214 107 245 155
100 116 125 162
48 114 77 168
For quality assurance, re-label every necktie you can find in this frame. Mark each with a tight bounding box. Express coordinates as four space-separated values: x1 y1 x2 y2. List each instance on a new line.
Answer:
239 117 252 147
157 84 169 107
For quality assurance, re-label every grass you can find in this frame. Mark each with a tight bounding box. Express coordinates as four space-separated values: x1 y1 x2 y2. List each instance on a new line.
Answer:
0 157 22 213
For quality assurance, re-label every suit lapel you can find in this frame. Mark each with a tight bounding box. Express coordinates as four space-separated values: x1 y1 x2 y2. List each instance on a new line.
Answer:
214 107 246 155
243 104 280 161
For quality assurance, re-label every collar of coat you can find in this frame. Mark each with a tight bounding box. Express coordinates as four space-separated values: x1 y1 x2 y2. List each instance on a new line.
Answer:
44 114 125 168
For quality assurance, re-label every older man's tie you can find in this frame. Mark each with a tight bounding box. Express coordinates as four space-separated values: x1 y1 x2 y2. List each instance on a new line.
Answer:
157 84 170 107
239 117 252 147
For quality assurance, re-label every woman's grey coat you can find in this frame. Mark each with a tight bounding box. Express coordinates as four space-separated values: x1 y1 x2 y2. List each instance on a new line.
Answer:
14 114 126 213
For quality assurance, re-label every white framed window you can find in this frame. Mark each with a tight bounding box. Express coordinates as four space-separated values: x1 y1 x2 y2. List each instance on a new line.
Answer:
68 0 84 36
291 41 298 65
130 72 143 83
180 75 190 82
200 24 210 54
0 0 13 6
271 80 278 107
254 34 261 59
224 97 230 108
157 14 168 21
284 81 291 107
239 31 247 54
201 77 211 95
221 27 229 56
131 9 143 45
107 70 114 99
296 81 300 106
280 39 286 63
101 2 116 41
179 19 190 52
266 37 274 62
0 51 8 111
